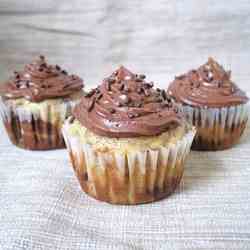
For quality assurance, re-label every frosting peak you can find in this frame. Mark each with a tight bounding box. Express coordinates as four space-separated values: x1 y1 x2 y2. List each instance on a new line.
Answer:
115 65 134 79
0 56 84 102
167 57 248 107
73 66 183 138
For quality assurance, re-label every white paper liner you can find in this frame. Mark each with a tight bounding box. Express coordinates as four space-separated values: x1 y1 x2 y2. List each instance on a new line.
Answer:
62 121 195 204
181 103 248 150
0 97 80 123
0 96 81 150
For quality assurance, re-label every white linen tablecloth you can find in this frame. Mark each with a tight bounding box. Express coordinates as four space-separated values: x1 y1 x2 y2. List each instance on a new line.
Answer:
1 1 250 249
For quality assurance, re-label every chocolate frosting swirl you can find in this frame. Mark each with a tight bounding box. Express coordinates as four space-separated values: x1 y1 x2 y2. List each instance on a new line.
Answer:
0 55 83 102
73 66 183 138
167 57 248 108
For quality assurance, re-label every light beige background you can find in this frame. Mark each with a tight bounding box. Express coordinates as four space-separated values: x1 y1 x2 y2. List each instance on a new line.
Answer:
0 1 250 249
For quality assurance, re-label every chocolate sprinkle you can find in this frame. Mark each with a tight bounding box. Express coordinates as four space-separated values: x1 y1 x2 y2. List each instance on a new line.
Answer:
14 72 20 79
84 89 95 98
87 99 95 112
214 80 223 88
108 77 116 84
40 63 47 68
116 102 122 107
166 95 172 103
173 107 179 113
128 113 135 119
61 83 70 89
137 87 143 94
55 65 61 70
118 84 125 91
144 82 153 89
68 116 75 124
139 74 146 79
161 90 167 100
105 81 112 91
96 93 103 100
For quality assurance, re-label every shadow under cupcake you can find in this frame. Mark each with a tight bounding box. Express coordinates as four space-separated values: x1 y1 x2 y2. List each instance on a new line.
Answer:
167 57 249 151
0 56 84 150
62 66 195 205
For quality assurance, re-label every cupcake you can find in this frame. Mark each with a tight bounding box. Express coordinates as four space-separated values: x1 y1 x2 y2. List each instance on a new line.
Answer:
167 57 249 150
0 56 84 150
62 66 195 205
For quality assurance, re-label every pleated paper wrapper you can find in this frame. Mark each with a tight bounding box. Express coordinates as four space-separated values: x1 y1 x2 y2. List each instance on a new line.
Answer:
62 121 195 205
0 97 80 150
181 103 248 150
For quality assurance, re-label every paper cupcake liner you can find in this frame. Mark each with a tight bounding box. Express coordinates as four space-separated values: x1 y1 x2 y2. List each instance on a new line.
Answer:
62 122 195 205
0 97 80 150
181 103 248 150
